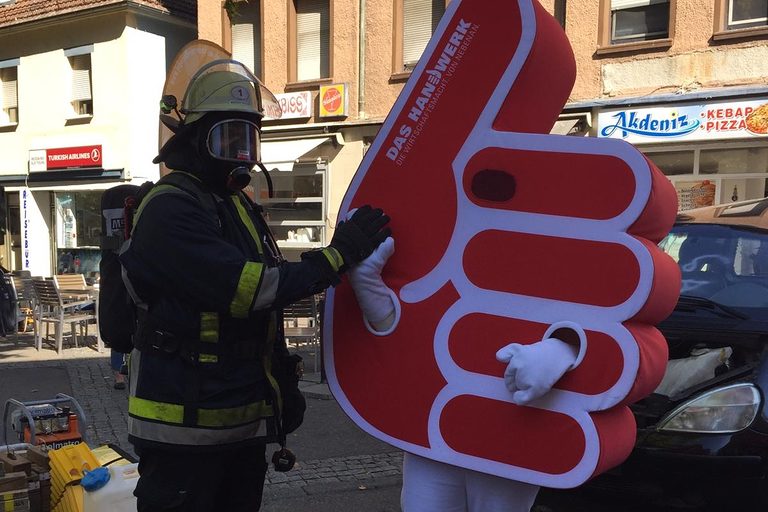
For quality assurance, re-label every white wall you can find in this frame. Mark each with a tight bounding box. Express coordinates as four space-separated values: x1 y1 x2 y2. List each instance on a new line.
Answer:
122 26 168 181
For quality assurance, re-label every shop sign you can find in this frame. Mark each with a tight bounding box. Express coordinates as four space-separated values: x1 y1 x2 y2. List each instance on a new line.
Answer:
598 98 768 143
273 91 312 120
319 84 348 118
21 189 30 270
29 145 103 171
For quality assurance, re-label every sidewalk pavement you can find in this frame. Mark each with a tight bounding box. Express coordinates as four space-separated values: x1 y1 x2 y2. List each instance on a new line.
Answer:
0 330 404 503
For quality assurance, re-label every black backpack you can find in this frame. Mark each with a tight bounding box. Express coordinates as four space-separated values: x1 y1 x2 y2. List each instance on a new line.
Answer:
98 183 149 353
98 175 217 353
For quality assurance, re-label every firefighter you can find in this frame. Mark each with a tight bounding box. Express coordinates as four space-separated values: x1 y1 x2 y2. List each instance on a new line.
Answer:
121 59 390 511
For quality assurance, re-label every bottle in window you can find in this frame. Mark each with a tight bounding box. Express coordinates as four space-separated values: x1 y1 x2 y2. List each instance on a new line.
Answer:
732 186 738 202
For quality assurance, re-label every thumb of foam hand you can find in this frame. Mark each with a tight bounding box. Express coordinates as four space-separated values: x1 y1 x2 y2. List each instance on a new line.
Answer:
495 337 579 405
348 237 399 335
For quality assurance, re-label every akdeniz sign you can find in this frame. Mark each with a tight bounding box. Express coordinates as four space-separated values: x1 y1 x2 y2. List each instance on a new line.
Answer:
598 98 768 143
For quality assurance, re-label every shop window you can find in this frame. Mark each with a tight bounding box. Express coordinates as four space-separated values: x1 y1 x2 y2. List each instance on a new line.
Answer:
66 47 93 117
726 0 767 29
254 163 326 259
231 0 262 78
647 150 695 175
289 0 331 83
55 192 101 281
393 0 446 75
646 145 768 211
0 63 18 125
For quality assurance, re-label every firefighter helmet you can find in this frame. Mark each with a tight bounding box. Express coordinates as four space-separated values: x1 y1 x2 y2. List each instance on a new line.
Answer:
180 59 282 125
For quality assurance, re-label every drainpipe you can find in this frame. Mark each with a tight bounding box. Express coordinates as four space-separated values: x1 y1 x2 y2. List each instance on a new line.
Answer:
358 0 366 119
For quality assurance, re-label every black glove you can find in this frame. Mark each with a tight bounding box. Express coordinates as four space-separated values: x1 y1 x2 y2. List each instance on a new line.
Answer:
330 205 391 270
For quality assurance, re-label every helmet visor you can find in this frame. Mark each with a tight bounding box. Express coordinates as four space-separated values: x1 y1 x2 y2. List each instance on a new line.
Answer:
207 120 261 165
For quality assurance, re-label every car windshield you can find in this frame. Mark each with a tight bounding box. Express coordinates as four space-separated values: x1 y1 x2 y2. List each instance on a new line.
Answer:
659 223 768 317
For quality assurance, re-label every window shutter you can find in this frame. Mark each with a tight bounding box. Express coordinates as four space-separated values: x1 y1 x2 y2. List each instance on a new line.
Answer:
232 2 262 77
611 0 667 10
403 0 445 69
1 68 17 108
71 55 92 101
296 0 329 81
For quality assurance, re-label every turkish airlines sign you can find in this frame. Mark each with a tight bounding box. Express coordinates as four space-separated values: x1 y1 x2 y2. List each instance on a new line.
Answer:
29 145 103 172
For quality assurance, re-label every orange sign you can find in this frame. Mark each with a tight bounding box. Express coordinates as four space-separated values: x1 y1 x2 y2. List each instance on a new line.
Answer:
319 84 347 117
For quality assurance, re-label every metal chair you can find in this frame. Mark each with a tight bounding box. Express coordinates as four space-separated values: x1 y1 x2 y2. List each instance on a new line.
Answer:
31 278 95 354
53 274 91 301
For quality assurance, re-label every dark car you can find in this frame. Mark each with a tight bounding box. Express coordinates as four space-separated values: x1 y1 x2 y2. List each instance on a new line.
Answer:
537 198 768 511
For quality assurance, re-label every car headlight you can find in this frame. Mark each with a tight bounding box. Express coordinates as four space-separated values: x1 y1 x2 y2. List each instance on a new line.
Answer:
658 383 761 434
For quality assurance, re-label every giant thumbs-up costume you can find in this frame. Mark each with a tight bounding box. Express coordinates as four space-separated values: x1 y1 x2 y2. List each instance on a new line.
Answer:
325 0 680 488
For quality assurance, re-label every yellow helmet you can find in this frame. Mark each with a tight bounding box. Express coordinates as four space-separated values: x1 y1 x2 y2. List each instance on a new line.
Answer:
180 59 282 125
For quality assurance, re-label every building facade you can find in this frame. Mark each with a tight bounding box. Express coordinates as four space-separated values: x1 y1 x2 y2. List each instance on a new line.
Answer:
559 0 768 212
195 0 768 261
0 0 196 276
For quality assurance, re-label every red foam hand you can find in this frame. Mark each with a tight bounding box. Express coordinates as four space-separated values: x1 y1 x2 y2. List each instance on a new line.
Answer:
325 0 680 488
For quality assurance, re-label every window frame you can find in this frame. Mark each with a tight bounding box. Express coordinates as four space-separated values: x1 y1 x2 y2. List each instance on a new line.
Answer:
554 0 567 29
0 59 19 127
597 0 675 55
391 0 449 80
65 46 94 120
287 0 334 88
713 0 768 40
225 0 264 78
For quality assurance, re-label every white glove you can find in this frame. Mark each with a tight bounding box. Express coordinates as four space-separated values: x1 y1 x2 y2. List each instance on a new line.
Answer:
495 337 578 405
348 237 400 335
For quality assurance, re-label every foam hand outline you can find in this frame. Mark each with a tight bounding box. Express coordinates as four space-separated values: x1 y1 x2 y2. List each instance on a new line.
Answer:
325 0 680 488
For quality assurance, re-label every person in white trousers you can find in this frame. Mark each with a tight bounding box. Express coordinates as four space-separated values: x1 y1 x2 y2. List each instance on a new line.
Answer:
348 235 579 512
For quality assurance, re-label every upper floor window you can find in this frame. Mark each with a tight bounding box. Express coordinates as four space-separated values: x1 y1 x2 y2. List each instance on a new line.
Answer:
610 0 670 44
726 0 767 29
65 46 93 117
231 0 262 78
396 0 446 74
0 60 18 125
554 0 567 28
289 0 331 82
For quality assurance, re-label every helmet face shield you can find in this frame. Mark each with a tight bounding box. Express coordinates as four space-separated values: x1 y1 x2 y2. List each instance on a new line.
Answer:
206 119 260 165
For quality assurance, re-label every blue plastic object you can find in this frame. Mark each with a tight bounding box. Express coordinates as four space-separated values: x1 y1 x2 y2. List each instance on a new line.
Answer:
81 467 111 492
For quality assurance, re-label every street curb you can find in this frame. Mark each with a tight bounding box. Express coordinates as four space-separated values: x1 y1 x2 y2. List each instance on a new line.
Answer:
298 381 334 400
264 475 402 500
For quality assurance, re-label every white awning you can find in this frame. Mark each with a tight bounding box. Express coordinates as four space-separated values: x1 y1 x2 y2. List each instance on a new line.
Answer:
550 119 581 135
550 113 591 136
261 137 331 172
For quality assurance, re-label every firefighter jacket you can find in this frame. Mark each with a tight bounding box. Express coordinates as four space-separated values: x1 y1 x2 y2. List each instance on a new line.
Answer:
120 171 336 450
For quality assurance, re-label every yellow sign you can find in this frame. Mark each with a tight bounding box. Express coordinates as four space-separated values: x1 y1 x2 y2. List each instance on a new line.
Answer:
319 84 347 117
